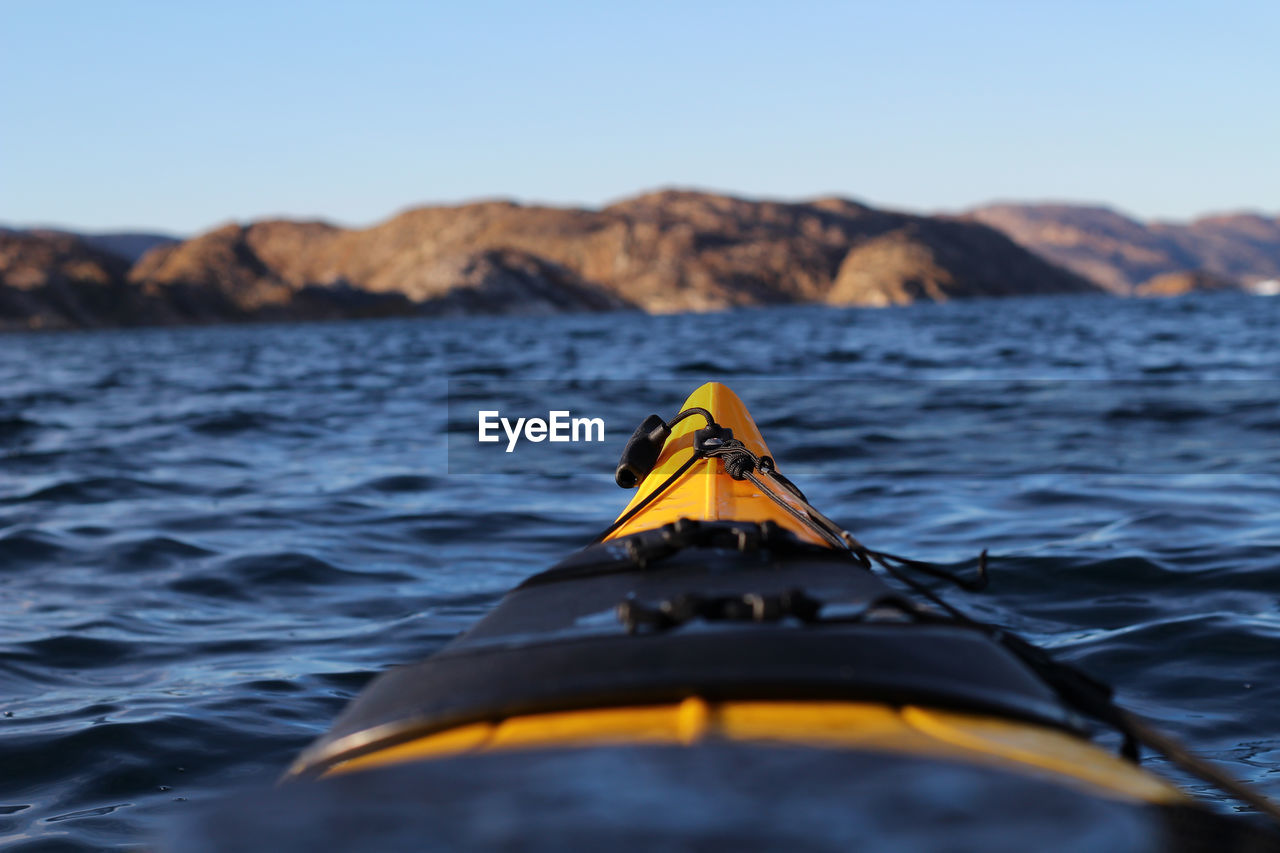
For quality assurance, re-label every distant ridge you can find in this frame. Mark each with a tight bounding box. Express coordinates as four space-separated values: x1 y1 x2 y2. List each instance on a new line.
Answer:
0 227 180 264
965 203 1280 294
5 191 1101 331
77 231 182 264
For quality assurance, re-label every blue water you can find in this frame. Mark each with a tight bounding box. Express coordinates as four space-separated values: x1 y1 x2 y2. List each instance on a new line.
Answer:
2 292 1279 850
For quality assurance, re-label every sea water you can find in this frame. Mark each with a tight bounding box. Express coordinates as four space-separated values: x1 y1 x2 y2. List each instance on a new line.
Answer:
1 292 1278 849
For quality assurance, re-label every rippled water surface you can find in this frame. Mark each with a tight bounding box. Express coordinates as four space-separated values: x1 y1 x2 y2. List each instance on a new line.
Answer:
2 293 1280 849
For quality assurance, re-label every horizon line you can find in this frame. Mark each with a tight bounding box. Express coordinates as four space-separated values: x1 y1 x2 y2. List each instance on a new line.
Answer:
7 186 1278 239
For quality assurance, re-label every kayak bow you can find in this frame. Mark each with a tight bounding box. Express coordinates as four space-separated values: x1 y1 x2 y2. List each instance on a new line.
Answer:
605 382 829 545
275 382 1277 848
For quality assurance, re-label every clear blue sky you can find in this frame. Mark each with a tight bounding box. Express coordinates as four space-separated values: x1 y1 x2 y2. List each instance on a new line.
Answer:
5 0 1277 234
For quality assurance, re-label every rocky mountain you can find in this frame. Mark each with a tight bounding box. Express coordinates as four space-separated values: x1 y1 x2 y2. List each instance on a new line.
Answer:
5 191 1100 331
966 204 1280 293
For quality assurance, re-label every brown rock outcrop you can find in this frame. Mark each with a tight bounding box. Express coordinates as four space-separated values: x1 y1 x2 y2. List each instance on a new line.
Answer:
1134 269 1244 297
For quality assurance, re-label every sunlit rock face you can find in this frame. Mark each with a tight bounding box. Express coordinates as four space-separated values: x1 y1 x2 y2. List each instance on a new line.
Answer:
1135 269 1244 297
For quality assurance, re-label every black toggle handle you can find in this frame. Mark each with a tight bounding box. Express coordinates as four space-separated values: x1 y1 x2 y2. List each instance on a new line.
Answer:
615 414 671 488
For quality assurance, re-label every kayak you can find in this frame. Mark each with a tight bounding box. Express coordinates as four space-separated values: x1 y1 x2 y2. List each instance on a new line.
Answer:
180 383 1278 850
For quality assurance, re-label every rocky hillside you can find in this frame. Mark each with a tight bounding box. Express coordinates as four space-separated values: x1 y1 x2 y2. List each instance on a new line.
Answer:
966 204 1280 293
5 191 1100 330
129 191 1096 314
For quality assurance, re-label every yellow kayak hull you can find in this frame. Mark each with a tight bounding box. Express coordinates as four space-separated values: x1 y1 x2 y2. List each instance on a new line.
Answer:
320 698 1183 805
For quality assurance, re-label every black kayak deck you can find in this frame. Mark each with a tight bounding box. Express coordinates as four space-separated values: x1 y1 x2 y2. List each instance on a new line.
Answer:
293 523 1079 777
